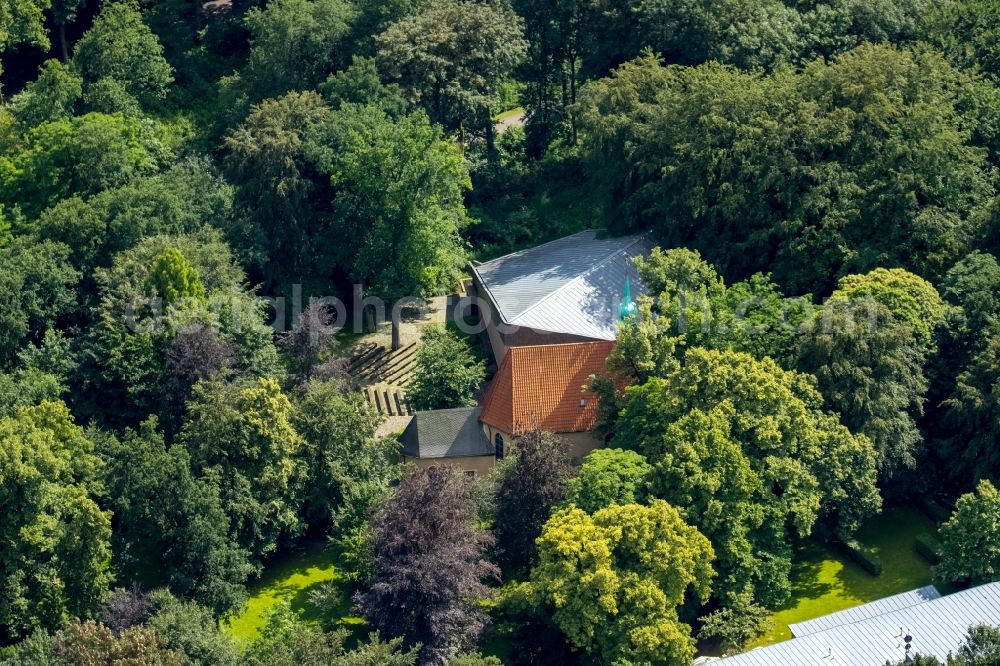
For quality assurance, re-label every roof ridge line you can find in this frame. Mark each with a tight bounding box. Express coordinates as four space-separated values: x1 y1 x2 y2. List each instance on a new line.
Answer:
508 232 650 326
476 229 597 267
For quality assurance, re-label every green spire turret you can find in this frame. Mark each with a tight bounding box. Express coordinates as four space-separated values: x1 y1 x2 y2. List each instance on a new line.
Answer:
619 275 638 322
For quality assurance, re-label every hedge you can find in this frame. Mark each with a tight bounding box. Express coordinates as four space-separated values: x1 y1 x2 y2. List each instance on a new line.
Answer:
915 532 942 565
920 497 952 524
836 533 884 575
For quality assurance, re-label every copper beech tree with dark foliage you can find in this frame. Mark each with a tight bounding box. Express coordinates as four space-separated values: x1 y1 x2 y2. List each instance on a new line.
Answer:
355 465 499 665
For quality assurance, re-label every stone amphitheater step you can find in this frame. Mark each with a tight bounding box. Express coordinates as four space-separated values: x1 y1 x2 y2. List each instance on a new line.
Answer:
363 383 413 417
352 342 419 386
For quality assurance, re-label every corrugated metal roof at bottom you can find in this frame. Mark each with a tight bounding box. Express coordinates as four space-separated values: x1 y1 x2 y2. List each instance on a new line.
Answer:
789 585 941 637
717 582 1000 666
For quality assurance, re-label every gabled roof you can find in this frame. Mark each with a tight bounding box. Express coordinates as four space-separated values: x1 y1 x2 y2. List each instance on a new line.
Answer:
401 407 493 459
716 583 1000 666
479 341 614 435
470 230 653 340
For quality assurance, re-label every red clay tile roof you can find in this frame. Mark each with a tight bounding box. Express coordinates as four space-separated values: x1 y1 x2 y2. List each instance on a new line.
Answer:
479 341 615 435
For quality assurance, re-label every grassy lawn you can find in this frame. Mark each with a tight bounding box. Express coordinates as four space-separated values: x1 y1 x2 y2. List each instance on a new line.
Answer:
751 506 939 647
222 541 363 643
492 106 524 122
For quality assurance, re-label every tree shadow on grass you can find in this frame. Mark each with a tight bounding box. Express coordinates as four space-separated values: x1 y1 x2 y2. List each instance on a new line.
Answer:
776 544 837 610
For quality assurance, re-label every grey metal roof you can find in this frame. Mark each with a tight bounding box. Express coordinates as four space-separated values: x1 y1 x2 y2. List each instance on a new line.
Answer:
470 230 654 340
789 586 941 637
401 407 493 459
716 583 1000 666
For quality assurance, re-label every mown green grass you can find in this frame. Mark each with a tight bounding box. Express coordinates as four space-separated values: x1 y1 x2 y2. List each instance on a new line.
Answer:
222 541 362 643
752 506 938 647
492 106 524 122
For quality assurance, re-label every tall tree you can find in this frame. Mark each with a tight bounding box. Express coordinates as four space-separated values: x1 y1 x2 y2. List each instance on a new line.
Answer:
145 247 207 307
0 0 50 101
794 298 928 475
940 326 1000 483
103 419 252 615
519 500 715 665
241 0 356 102
565 447 651 513
355 465 498 664
891 625 1000 666
180 378 306 565
0 112 171 219
613 347 881 606
292 380 395 533
0 237 78 366
307 103 470 348
32 158 234 281
7 59 82 127
376 0 527 149
407 326 485 411
829 267 948 355
0 402 112 639
576 46 993 293
493 429 575 575
223 91 333 293
633 247 814 361
936 480 1000 586
72 0 174 108
50 0 85 62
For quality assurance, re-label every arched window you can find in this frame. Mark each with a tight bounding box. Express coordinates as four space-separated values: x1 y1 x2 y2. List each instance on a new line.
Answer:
494 433 504 460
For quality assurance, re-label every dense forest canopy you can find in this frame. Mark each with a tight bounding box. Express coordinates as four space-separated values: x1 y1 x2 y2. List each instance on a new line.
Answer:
2 0 1000 664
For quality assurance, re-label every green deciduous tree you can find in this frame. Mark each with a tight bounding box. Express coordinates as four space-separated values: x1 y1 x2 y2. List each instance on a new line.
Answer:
795 298 928 476
0 0 50 94
223 91 333 292
241 0 356 103
74 228 278 428
307 103 470 342
0 402 112 639
407 326 485 411
72 0 173 108
830 267 948 354
634 247 815 362
697 590 773 653
103 419 252 615
144 590 241 666
0 238 78 366
936 480 1000 586
0 112 171 219
576 45 993 294
292 380 396 533
940 327 1000 482
180 378 306 565
493 429 575 575
613 347 881 606
376 1 527 148
923 0 1000 78
7 59 82 128
565 447 651 513
521 500 714 665
33 158 234 280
